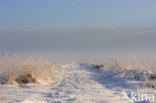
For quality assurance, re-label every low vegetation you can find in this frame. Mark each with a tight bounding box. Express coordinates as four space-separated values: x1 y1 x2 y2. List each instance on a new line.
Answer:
0 55 65 85
88 57 156 88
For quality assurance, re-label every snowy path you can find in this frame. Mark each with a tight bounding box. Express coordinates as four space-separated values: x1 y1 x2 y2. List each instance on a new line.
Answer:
1 64 127 103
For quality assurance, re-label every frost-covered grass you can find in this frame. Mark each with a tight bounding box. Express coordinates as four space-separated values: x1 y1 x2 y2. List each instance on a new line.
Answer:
88 57 156 88
0 55 65 85
89 57 155 70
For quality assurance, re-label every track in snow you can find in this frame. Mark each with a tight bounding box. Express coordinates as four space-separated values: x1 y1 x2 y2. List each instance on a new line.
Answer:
1 64 127 103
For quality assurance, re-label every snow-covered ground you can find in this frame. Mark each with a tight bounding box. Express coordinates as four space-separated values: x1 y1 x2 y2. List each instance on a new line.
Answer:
0 63 156 103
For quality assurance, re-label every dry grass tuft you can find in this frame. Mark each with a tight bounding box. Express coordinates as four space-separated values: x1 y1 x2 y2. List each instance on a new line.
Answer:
0 55 65 85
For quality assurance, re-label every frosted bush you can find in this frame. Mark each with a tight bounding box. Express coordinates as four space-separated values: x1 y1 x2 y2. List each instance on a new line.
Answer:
0 55 65 85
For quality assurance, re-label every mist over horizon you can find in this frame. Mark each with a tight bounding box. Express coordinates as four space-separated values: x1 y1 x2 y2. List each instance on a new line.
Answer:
0 26 156 62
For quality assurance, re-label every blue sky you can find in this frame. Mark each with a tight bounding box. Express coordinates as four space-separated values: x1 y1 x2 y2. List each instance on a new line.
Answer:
0 0 156 28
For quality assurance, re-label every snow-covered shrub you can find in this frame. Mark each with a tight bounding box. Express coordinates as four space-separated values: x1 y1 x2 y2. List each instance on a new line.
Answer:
0 55 65 85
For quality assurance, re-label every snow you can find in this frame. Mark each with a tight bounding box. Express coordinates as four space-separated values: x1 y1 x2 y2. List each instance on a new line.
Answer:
0 63 156 103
